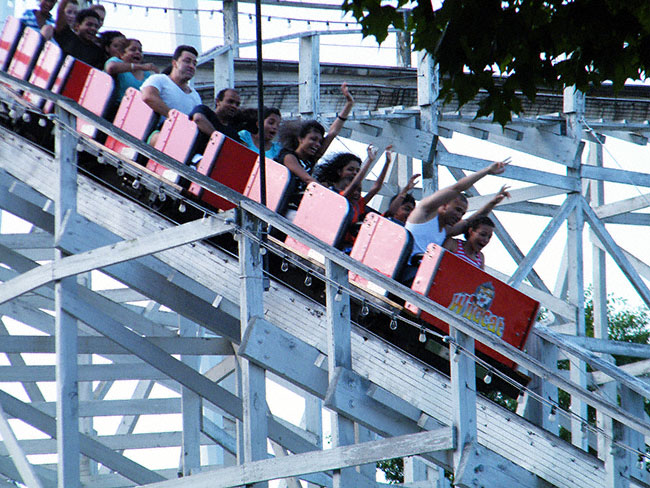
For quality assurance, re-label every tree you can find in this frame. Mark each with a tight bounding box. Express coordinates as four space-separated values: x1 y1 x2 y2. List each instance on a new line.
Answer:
342 0 650 125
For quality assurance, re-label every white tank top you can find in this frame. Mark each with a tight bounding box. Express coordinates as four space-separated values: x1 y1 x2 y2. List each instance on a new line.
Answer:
405 215 446 256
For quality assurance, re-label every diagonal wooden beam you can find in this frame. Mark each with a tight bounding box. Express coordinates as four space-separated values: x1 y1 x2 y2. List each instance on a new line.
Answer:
0 402 44 488
0 215 234 306
144 427 454 488
581 196 650 307
508 194 578 288
0 390 165 485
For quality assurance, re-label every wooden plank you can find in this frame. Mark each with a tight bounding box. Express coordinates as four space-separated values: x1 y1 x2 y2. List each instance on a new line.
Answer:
0 402 44 488
144 427 455 488
0 216 234 306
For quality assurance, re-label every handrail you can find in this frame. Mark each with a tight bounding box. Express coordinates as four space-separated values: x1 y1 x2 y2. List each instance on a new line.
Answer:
2 70 649 439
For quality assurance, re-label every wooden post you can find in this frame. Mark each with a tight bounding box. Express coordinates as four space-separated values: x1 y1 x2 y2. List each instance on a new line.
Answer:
299 34 320 119
214 49 235 99
417 51 439 196
450 327 476 473
564 86 588 451
325 260 356 487
169 0 201 51
395 12 411 67
223 0 240 57
238 211 268 487
181 317 201 476
54 106 80 488
602 385 638 488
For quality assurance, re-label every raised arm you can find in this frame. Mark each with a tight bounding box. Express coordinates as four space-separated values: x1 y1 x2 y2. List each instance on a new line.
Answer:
317 82 355 158
386 173 420 217
105 61 158 76
191 112 216 136
365 146 394 202
408 157 510 224
447 184 511 237
341 145 378 198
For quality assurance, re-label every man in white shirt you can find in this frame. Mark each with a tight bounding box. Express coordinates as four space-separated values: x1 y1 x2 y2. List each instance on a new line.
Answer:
141 45 202 143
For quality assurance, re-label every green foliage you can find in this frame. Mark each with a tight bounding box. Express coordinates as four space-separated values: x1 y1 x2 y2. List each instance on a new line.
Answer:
341 0 650 125
377 458 403 484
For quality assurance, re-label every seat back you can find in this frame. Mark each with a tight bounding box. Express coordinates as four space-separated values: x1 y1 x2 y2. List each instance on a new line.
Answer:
0 17 24 71
405 244 540 370
104 87 157 160
187 131 258 210
44 56 92 113
349 212 412 295
146 109 198 184
6 26 44 82
76 68 114 137
23 40 63 108
285 182 351 259
243 157 293 214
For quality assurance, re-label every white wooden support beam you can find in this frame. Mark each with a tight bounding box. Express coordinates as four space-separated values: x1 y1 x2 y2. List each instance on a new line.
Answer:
508 194 578 288
325 259 356 487
143 427 454 488
54 106 80 488
169 0 200 51
454 442 553 488
299 34 320 118
0 216 234 307
449 328 476 473
222 0 239 57
201 417 237 455
0 389 165 485
556 335 650 360
602 384 636 488
238 211 268 485
581 165 650 189
214 48 235 95
581 198 650 307
0 402 44 488
621 386 645 485
437 149 580 192
180 318 201 476
439 120 576 165
417 50 438 197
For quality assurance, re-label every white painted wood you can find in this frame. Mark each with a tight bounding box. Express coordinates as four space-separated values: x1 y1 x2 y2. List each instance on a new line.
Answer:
417 50 438 196
0 216 234 307
204 356 237 383
144 427 454 488
0 402 44 488
54 106 80 488
214 50 235 94
595 193 650 219
325 260 356 487
508 194 578 288
450 328 476 473
467 185 567 211
238 211 269 485
557 335 650 360
299 34 320 117
0 389 165 485
180 318 201 476
222 0 239 57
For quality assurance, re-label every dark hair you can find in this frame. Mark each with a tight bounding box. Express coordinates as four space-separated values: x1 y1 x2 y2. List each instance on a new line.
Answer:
215 88 240 102
385 192 416 217
172 45 198 60
89 4 106 13
464 215 495 239
456 192 469 204
239 106 282 135
75 8 100 25
314 152 361 186
99 30 125 53
279 119 325 152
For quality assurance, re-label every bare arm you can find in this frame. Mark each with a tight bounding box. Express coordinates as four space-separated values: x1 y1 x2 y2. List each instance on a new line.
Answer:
442 237 459 253
408 157 510 224
447 184 510 236
191 112 216 136
54 0 70 33
341 145 378 198
365 146 393 202
283 153 317 186
317 82 355 158
105 61 158 76
141 85 171 118
386 173 420 216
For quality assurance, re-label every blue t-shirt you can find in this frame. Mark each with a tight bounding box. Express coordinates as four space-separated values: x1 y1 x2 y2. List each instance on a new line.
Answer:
238 130 282 160
105 57 153 101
